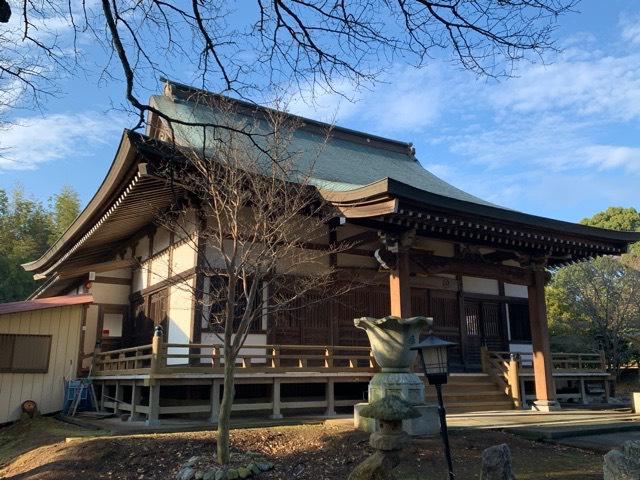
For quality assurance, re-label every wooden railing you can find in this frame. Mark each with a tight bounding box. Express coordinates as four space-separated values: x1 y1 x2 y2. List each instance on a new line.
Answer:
480 347 521 408
550 352 606 371
481 348 608 408
93 340 376 376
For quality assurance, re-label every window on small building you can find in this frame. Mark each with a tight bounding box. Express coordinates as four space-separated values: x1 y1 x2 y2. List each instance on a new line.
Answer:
508 303 532 342
0 334 52 373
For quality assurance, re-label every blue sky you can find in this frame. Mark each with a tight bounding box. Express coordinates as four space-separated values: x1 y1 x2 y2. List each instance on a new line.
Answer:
1 1 639 224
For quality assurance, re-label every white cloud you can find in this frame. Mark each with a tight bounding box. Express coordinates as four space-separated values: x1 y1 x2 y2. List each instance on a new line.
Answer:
582 145 640 173
620 13 640 44
488 52 640 122
0 112 124 170
285 66 444 135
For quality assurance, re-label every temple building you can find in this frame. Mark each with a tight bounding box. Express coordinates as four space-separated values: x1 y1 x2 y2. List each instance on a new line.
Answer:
11 79 639 424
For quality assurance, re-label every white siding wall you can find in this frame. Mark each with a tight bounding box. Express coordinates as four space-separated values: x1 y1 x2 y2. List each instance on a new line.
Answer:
0 305 84 424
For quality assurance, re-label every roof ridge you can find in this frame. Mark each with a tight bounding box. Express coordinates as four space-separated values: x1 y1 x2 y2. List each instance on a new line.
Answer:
159 77 416 157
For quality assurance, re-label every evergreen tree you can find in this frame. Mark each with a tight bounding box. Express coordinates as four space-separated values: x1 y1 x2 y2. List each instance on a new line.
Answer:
0 185 81 302
48 186 80 243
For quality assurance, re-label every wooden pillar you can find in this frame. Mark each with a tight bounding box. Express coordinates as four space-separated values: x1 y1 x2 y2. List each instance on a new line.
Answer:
209 380 221 424
390 249 411 318
325 378 336 416
113 381 122 415
270 378 283 419
528 268 560 411
129 381 142 421
146 383 161 426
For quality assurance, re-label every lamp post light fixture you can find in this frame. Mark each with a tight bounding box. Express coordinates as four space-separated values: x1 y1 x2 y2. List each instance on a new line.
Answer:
411 334 457 480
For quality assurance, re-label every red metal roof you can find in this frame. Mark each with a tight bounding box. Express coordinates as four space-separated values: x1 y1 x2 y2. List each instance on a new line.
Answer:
0 294 94 316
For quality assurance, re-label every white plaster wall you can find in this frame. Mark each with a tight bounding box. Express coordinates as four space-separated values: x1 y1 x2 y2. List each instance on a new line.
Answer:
89 283 130 305
504 283 528 298
102 313 123 337
200 332 267 365
172 239 198 274
166 279 194 365
100 268 132 279
153 227 171 254
148 251 170 285
462 276 499 295
135 236 150 261
132 267 143 293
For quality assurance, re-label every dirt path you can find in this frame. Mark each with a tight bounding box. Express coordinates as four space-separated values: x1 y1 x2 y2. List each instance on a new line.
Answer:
0 422 604 479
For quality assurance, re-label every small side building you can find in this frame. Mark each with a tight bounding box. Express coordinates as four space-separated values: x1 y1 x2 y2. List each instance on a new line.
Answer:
0 294 93 424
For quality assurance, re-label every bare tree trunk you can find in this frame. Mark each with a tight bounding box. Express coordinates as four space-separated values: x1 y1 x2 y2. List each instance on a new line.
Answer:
217 357 236 464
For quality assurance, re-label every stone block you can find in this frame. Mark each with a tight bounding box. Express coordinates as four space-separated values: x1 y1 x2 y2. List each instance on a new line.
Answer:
632 392 640 413
355 403 439 436
604 440 640 480
480 444 516 480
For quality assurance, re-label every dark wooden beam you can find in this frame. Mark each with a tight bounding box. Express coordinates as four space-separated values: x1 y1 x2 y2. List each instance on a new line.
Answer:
412 254 534 286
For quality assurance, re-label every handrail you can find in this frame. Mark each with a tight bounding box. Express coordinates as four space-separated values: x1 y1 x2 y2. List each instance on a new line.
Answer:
481 347 521 408
93 341 377 375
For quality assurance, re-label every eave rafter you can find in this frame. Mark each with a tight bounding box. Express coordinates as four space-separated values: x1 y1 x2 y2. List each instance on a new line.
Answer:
372 204 627 263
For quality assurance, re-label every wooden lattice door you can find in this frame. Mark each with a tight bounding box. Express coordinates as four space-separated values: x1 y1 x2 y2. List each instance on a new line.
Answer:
429 291 463 371
481 302 506 351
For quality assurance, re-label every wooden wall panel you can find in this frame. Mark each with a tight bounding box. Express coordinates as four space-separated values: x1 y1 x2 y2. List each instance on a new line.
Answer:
0 305 84 424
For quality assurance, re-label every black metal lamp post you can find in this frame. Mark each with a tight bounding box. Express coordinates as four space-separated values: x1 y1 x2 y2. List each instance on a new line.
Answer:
411 334 456 480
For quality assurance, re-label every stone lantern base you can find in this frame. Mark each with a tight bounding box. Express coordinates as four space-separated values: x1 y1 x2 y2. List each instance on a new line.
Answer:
354 372 439 436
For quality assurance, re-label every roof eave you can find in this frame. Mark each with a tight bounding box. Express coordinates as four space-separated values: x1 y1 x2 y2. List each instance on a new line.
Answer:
22 130 141 274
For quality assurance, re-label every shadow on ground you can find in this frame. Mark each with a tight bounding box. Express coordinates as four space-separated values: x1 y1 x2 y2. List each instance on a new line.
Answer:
0 420 605 479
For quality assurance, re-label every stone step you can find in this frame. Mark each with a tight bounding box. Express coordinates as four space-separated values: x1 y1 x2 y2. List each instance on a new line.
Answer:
425 383 501 394
446 400 515 414
426 391 510 403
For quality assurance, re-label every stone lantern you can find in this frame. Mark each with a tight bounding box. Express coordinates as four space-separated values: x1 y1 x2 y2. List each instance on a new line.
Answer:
348 395 420 480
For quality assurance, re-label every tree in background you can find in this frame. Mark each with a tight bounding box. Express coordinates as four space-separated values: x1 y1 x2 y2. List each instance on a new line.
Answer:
547 257 640 378
581 207 640 259
548 206 640 377
0 185 80 302
48 186 81 243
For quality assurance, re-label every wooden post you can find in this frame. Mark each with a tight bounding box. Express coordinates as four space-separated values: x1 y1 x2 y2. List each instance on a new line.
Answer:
271 378 283 419
324 347 333 368
579 378 589 406
508 354 521 408
480 346 490 374
146 383 160 426
389 248 412 318
325 378 336 416
150 326 164 375
113 381 121 415
129 381 142 421
209 380 221 424
271 347 280 368
99 382 107 411
528 268 560 412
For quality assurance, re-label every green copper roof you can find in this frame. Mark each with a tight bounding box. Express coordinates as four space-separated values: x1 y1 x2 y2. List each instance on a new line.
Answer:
150 93 495 207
